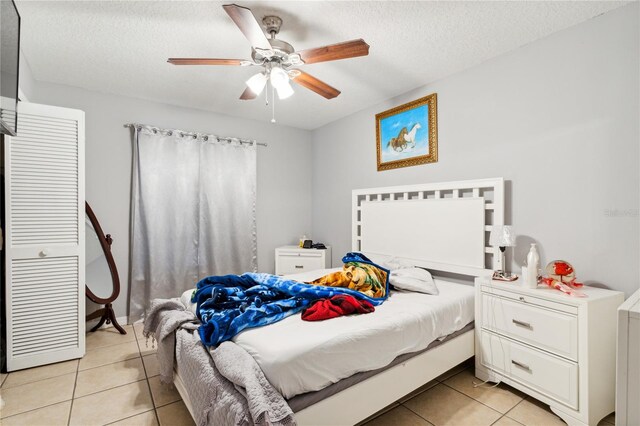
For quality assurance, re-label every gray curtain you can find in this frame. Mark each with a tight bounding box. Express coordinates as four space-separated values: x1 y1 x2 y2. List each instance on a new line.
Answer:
129 125 257 321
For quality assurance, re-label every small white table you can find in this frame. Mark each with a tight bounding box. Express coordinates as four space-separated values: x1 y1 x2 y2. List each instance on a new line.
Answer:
475 276 623 426
274 245 331 275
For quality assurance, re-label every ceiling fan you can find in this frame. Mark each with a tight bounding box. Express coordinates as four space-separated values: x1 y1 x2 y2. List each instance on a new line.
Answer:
168 4 369 105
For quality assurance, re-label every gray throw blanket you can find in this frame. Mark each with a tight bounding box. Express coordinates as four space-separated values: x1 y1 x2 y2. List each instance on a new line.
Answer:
175 329 249 426
143 298 198 384
143 298 295 426
211 342 295 425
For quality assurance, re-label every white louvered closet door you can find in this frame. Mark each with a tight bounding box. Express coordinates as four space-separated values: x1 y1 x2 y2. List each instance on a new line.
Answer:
4 102 85 371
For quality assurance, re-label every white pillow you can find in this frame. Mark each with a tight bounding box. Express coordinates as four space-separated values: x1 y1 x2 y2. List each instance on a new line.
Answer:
361 253 412 271
390 267 439 295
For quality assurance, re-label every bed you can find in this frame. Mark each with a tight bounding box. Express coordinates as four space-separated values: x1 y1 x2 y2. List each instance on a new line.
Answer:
171 177 505 425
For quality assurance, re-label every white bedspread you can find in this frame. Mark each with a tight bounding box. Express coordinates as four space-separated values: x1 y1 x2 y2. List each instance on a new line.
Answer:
181 268 475 399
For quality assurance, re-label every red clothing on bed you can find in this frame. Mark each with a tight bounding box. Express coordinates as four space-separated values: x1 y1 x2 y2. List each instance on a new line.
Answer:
301 294 375 321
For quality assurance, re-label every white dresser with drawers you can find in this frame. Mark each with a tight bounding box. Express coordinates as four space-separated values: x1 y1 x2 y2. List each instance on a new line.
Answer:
475 277 623 426
275 245 332 275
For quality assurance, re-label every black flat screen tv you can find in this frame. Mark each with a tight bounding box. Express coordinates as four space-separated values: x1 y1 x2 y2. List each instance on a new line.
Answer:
0 0 20 136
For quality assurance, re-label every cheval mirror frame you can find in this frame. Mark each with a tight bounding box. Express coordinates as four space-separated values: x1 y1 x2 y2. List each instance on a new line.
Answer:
85 202 126 334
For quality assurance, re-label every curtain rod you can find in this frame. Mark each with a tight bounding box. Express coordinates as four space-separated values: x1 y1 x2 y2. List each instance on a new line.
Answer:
123 123 267 147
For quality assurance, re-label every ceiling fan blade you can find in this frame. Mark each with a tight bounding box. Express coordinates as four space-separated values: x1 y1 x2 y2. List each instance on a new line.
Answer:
240 87 257 100
296 39 369 65
168 58 245 66
291 70 340 99
223 4 272 51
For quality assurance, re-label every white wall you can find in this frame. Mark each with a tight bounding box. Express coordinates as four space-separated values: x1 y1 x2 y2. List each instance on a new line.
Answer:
311 4 640 296
30 82 313 318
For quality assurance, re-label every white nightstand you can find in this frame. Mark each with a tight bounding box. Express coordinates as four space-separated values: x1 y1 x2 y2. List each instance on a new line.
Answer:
275 245 332 275
474 276 624 426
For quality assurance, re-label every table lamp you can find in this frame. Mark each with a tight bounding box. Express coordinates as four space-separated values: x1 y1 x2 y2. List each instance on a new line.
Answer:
489 225 517 281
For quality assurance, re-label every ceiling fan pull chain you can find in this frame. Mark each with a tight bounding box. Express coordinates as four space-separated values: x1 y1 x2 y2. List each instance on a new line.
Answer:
271 84 276 123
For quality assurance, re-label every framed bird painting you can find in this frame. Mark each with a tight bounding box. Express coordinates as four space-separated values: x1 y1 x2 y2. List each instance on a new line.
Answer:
375 93 438 171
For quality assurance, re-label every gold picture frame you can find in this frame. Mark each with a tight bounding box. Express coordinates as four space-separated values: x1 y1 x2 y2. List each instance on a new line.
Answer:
376 93 438 171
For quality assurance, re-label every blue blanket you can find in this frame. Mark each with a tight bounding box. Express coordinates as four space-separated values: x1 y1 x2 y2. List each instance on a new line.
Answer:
193 252 388 346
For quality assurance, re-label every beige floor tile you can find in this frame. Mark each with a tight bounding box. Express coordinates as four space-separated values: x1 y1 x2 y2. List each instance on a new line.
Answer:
109 409 159 426
505 398 565 426
133 330 158 356
404 383 501 426
133 322 145 340
0 373 75 418
443 369 525 413
140 347 158 356
0 372 7 387
436 361 472 382
134 322 158 349
491 416 524 426
69 380 154 426
143 354 160 378
0 400 71 426
137 335 159 356
366 405 433 426
75 357 147 397
399 381 438 404
86 325 135 350
149 376 182 407
79 340 140 371
356 403 401 425
1 359 78 389
157 401 195 426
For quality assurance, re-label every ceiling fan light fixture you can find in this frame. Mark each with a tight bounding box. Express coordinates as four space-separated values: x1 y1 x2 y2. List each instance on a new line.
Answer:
246 72 267 95
275 81 294 100
254 48 275 60
287 53 303 66
270 66 290 90
287 69 301 79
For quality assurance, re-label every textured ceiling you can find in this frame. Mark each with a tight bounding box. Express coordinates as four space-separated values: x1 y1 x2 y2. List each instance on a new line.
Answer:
17 1 627 130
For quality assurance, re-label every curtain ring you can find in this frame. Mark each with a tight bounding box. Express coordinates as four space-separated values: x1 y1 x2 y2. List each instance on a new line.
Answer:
193 135 197 139
203 136 208 141
168 131 173 136
153 129 157 134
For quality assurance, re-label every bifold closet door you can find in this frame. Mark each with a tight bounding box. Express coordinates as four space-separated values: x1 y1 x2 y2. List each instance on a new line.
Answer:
4 102 85 371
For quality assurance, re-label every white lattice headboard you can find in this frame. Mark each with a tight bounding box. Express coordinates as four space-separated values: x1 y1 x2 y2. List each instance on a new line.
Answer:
352 178 504 277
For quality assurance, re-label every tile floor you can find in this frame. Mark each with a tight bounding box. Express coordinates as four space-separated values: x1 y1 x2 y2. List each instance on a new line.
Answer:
0 325 617 426
360 362 616 426
0 324 192 426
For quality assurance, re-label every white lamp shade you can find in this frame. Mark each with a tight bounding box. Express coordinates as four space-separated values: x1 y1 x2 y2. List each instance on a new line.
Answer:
489 225 516 247
275 81 294 99
246 72 267 95
270 67 290 90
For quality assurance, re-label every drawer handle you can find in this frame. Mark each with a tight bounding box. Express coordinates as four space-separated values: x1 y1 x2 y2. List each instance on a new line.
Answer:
519 296 526 302
511 360 531 372
512 319 532 329
295 265 304 269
